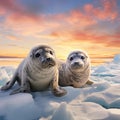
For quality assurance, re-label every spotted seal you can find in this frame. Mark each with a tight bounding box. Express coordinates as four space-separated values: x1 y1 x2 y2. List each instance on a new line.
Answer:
58 50 93 87
1 45 66 96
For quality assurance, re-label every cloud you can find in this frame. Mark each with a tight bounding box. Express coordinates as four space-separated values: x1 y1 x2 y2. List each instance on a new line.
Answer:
84 0 118 20
0 55 23 58
1 0 119 26
0 0 120 50
6 35 20 41
0 8 6 15
0 0 21 12
0 0 42 23
50 27 120 48
0 0 119 24
65 10 96 27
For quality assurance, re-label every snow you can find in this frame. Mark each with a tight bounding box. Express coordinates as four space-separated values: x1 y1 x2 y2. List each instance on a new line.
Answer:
0 54 120 120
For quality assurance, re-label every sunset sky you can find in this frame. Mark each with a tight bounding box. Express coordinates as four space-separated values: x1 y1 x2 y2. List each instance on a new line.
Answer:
0 0 120 65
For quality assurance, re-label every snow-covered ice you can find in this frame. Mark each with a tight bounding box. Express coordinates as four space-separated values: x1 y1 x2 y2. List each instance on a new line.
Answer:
0 55 120 120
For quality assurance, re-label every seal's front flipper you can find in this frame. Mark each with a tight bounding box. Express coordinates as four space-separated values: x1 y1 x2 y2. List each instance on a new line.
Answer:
10 88 20 95
50 79 67 97
50 73 67 97
10 87 31 95
1 72 18 91
1 81 12 91
52 87 67 97
86 80 94 85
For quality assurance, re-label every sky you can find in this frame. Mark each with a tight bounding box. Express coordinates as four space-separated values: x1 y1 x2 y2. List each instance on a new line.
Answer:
0 0 120 65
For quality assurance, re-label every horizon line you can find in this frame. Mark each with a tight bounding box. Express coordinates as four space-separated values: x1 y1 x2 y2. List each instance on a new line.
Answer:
0 56 114 59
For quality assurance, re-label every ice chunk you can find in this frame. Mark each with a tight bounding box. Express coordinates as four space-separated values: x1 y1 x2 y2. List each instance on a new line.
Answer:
94 65 109 73
0 54 120 120
113 54 120 64
51 102 74 120
84 85 120 108
107 109 120 120
0 66 15 87
110 98 120 108
74 102 109 120
0 93 40 120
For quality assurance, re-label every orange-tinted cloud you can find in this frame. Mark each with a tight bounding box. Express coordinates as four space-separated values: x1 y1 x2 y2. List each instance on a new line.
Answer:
1 0 119 33
1 0 119 25
0 0 20 12
49 0 120 48
84 0 118 20
50 28 120 48
0 0 42 23
1 0 119 49
64 10 96 27
6 35 20 41
0 8 6 15
48 0 119 30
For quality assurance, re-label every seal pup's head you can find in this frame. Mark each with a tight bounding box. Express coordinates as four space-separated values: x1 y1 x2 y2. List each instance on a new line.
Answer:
66 50 90 72
29 45 56 69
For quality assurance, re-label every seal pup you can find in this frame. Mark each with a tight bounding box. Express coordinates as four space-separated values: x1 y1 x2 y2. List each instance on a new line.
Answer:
58 50 93 88
1 45 66 97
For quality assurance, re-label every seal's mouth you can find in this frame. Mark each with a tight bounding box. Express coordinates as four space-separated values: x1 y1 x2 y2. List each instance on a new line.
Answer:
71 62 84 70
48 62 56 67
41 58 56 68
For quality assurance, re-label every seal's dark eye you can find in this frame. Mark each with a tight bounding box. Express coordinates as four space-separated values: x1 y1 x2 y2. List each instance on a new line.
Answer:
35 53 40 58
50 51 53 55
70 57 73 61
81 56 85 60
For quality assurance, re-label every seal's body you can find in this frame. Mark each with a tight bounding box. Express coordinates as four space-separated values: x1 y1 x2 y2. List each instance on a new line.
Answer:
58 50 93 88
1 45 66 96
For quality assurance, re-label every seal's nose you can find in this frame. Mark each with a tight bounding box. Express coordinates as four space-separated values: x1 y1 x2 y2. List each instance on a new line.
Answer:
46 57 52 62
74 62 79 66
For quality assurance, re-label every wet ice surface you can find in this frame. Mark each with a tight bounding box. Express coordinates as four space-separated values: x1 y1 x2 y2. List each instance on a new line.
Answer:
0 55 120 120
